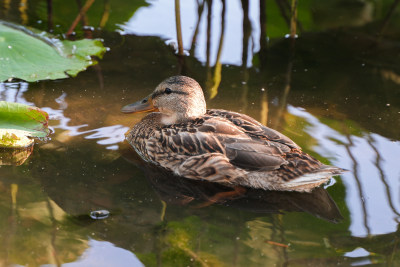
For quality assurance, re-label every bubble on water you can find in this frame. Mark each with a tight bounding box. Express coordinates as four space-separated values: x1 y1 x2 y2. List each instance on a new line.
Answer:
90 209 110 220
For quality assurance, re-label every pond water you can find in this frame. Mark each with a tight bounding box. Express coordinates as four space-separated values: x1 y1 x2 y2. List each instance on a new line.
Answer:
1 0 400 266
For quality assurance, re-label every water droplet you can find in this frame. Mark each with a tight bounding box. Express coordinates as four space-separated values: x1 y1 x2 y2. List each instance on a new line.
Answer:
386 103 391 107
90 209 110 220
8 45 12 49
261 88 265 92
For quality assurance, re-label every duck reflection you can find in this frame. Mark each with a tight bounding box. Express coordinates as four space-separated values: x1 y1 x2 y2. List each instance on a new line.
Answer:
121 145 343 223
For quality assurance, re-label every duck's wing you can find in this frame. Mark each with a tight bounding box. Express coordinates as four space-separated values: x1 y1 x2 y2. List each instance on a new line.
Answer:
152 116 290 176
207 109 301 150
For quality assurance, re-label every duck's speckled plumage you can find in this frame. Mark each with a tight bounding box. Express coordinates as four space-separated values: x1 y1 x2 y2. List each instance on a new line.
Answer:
123 76 344 192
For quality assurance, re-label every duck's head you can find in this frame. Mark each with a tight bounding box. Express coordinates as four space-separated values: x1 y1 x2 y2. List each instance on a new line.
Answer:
121 76 206 125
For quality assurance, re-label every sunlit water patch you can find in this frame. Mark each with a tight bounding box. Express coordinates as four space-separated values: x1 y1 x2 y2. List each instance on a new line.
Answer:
289 105 400 237
63 240 144 267
120 0 260 66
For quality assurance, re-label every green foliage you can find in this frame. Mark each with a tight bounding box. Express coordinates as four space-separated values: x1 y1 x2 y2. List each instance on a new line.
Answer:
0 21 106 82
31 0 148 34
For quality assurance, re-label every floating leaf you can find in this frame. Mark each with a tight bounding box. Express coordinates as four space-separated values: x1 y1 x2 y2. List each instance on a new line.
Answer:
0 101 49 165
0 21 107 82
0 101 50 138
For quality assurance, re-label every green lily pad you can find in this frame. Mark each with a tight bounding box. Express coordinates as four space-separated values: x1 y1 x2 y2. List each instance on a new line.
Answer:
0 21 107 82
0 101 50 138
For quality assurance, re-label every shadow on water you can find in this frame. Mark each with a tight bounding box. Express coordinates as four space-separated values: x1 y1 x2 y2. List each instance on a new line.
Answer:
1 0 400 265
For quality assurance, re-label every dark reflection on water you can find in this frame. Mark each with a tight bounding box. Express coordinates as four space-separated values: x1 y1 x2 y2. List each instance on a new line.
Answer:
1 0 400 266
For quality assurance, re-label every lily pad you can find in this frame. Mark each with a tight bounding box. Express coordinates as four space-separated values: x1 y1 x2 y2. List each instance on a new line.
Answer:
0 21 107 82
0 101 49 165
0 101 50 138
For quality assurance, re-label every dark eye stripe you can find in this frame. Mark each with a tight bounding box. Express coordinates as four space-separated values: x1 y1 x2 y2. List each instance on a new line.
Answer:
152 90 189 99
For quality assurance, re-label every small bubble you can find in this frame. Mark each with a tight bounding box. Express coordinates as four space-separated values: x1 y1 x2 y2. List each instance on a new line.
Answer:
386 103 390 107
90 210 110 220
304 68 308 72
261 88 265 92
361 63 365 67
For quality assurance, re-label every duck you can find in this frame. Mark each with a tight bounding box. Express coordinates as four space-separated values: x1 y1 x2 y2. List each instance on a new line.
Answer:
121 76 345 192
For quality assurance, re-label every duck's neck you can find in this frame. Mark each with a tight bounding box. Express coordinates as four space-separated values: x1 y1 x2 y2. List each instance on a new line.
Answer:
158 105 206 125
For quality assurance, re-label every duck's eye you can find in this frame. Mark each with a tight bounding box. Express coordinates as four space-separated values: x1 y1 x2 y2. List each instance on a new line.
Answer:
165 88 172 94
141 99 148 104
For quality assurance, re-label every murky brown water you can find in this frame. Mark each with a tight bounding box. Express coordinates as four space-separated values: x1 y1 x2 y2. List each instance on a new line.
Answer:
1 0 400 266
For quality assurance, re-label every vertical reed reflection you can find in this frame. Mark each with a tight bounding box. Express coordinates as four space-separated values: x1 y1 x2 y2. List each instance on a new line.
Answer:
67 0 94 38
207 0 226 99
19 0 28 25
3 0 11 15
367 135 400 220
379 0 400 36
240 0 251 113
190 0 205 54
99 0 110 28
259 0 269 126
205 0 213 92
289 0 297 39
175 0 184 56
275 0 290 27
273 0 297 129
46 198 62 267
259 0 268 64
345 134 371 236
260 89 269 126
175 0 187 74
47 0 53 32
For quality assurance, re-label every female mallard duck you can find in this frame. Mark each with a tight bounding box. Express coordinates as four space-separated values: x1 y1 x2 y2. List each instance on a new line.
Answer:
121 76 344 192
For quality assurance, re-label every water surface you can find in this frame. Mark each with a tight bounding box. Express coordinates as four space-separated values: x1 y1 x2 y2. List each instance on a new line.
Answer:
1 0 400 266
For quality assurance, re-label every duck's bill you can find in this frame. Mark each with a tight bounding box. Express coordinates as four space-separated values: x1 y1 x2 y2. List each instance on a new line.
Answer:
121 96 159 114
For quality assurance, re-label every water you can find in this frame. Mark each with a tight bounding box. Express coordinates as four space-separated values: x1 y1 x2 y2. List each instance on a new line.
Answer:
1 0 400 266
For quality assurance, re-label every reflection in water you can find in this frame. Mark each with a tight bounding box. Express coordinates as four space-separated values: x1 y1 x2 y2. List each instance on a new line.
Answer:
124 152 343 223
65 240 144 267
289 106 400 236
1 0 400 265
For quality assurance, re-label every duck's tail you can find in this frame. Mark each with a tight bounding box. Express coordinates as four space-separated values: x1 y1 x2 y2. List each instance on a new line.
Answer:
281 166 347 192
